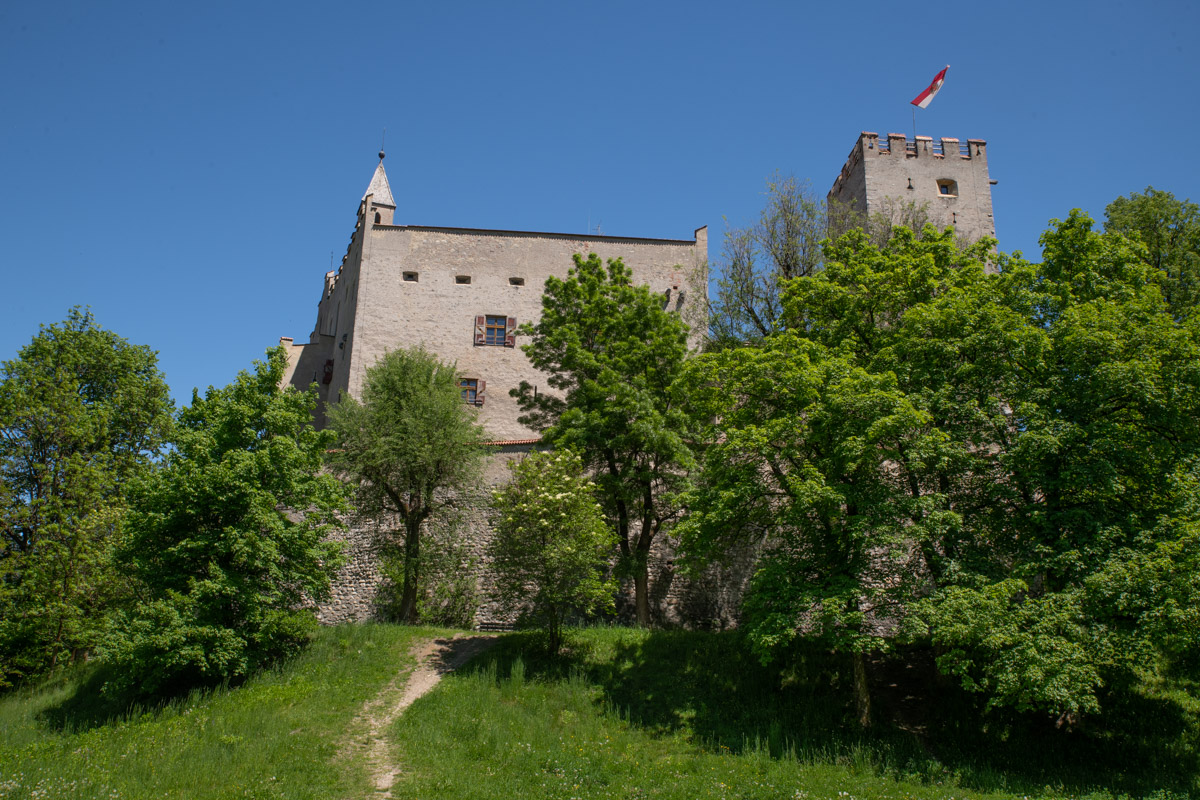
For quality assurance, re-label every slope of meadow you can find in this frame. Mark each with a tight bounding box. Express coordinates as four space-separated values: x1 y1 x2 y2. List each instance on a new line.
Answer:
0 624 436 800
0 625 1194 800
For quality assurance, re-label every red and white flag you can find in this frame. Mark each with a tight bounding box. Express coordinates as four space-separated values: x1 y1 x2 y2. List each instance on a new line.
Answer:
911 65 949 109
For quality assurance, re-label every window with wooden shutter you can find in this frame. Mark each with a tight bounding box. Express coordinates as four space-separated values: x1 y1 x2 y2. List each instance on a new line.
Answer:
459 378 486 406
477 315 517 346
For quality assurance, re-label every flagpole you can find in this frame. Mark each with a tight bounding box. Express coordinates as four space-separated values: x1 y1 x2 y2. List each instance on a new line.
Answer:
909 64 948 144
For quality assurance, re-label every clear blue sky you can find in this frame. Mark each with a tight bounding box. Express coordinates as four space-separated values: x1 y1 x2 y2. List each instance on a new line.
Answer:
3 0 1197 403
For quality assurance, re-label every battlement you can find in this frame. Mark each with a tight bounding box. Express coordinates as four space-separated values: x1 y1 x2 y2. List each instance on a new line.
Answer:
828 130 996 244
871 131 986 158
831 132 988 197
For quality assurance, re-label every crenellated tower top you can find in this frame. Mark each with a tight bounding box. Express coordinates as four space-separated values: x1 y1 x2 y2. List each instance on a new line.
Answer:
828 130 995 243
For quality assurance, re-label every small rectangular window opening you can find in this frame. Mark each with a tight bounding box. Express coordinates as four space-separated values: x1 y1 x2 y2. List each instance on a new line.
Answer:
509 277 525 286
937 179 958 197
456 275 472 285
403 271 418 282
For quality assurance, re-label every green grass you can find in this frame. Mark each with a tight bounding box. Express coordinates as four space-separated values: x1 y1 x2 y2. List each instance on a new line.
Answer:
0 623 444 800
390 628 1198 800
1 625 1195 799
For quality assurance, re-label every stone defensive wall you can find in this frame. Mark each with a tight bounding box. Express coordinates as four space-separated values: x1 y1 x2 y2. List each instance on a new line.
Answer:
315 442 758 630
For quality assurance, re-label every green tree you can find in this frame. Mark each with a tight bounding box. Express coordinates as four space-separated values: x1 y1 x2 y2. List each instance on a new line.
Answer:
514 253 694 626
684 215 1200 721
910 212 1200 716
1104 186 1200 317
104 346 345 695
0 308 172 687
489 450 617 652
327 347 486 624
679 333 937 727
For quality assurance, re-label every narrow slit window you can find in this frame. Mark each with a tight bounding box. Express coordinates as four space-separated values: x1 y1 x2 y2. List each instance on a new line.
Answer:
509 277 525 286
403 271 418 282
456 275 472 285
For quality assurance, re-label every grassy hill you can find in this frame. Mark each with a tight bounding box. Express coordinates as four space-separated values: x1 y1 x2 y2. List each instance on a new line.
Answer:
0 625 1194 799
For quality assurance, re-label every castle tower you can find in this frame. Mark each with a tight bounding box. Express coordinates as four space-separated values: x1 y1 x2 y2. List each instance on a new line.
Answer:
828 131 996 242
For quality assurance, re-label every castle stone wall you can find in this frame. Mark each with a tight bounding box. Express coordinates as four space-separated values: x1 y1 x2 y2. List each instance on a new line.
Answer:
317 443 754 630
342 222 706 440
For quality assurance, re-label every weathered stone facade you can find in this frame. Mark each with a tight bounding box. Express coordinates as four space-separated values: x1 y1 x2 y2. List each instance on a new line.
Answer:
828 132 996 243
281 158 706 440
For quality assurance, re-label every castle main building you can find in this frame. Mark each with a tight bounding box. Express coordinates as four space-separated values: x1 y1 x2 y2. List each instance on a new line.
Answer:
281 154 707 440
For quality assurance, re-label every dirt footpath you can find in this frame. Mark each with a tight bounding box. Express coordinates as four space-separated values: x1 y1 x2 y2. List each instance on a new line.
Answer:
341 634 497 798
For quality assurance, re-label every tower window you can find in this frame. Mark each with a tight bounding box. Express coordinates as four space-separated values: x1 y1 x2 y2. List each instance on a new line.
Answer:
937 179 958 197
403 271 418 282
374 212 381 224
456 275 472 285
509 277 525 286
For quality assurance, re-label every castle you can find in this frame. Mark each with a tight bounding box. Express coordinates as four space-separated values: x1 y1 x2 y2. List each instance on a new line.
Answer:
283 132 995 627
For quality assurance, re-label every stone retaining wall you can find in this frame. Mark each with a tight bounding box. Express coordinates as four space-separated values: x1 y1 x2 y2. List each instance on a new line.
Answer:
316 444 757 629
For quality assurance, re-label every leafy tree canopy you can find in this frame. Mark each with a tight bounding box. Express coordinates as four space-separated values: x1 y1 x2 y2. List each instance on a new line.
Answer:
709 174 826 347
1104 186 1200 318
104 346 345 696
514 253 695 625
682 215 1200 719
489 450 617 652
327 346 486 624
708 174 935 350
0 308 172 687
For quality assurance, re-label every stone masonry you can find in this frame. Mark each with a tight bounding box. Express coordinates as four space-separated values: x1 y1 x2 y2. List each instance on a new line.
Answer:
281 157 706 439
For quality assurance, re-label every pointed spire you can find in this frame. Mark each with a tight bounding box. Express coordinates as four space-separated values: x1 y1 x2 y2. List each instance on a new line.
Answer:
362 152 395 208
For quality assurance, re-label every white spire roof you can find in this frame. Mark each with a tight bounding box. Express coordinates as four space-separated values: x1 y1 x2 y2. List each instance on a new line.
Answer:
361 161 395 207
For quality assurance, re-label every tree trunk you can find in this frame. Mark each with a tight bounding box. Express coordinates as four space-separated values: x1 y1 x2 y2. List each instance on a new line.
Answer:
852 651 872 729
547 604 561 654
397 515 422 624
633 566 650 627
